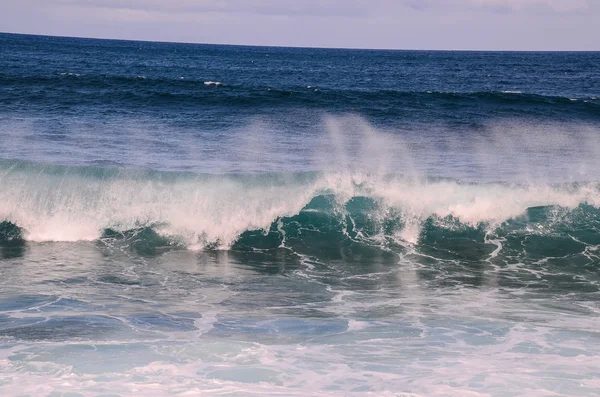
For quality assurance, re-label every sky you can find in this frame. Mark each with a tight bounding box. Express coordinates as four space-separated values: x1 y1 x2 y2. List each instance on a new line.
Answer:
0 0 599 50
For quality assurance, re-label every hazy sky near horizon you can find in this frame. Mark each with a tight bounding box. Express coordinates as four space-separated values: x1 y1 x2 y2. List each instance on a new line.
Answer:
0 0 599 50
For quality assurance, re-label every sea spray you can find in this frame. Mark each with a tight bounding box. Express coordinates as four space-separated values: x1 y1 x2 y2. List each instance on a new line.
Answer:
2 36 600 397
1 159 599 249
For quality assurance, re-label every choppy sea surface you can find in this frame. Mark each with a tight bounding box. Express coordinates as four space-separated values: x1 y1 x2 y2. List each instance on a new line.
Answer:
1 32 600 396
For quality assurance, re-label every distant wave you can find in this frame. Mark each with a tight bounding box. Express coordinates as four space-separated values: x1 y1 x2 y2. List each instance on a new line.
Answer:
1 73 598 118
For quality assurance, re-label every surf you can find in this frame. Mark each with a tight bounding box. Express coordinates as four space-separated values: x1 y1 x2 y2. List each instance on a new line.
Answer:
1 159 599 255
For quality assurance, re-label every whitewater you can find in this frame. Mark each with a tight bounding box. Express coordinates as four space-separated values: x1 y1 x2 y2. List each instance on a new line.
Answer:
1 33 600 397
2 117 600 249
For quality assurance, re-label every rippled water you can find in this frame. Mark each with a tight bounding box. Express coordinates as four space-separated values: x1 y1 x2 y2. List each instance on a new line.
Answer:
1 33 600 396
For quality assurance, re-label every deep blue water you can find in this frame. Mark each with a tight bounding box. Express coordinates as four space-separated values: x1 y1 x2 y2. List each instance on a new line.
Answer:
1 33 600 396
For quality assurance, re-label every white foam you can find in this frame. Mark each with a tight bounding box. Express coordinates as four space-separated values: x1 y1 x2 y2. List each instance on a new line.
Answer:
0 171 317 246
204 81 222 86
1 116 599 246
0 166 598 246
2 303 599 397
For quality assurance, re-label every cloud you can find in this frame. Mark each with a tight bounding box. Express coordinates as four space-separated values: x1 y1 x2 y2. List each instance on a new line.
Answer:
0 0 598 50
468 0 589 13
52 0 375 17
5 0 591 21
397 0 590 13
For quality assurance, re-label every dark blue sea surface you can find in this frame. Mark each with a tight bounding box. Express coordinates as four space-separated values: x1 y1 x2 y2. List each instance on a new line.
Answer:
1 33 600 396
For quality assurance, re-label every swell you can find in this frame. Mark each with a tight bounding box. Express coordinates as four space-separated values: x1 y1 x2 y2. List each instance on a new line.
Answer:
1 74 598 118
1 161 600 262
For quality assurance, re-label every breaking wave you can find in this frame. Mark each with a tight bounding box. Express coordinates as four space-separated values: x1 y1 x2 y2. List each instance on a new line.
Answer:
1 160 599 261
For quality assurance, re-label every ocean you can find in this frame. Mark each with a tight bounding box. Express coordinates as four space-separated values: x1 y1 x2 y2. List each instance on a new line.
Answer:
1 32 600 396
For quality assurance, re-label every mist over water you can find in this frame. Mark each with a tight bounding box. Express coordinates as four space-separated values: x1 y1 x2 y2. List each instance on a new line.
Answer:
2 115 600 248
1 34 600 397
3 114 600 181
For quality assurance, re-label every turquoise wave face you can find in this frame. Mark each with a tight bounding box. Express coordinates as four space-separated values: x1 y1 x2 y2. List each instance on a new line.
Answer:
5 198 600 302
2 34 600 397
3 176 600 273
98 201 600 268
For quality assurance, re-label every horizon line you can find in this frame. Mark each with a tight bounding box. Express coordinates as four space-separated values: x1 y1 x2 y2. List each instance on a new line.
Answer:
1 30 599 53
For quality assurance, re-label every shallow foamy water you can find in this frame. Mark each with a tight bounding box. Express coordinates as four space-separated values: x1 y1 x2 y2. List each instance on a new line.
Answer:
1 242 599 396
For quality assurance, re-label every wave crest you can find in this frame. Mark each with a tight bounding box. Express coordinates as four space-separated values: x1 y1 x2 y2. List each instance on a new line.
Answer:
1 162 599 256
